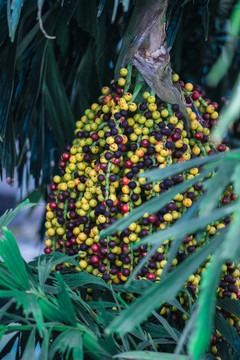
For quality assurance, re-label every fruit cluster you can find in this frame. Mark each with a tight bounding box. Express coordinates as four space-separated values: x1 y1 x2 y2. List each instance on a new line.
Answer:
45 66 238 357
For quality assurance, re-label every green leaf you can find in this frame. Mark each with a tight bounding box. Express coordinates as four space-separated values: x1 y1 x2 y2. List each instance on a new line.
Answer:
133 202 237 248
38 329 51 360
212 72 240 142
161 200 201 278
152 311 180 342
0 199 38 230
0 228 30 290
49 329 83 360
0 289 45 337
174 309 197 355
36 253 83 288
21 328 36 360
199 159 238 215
206 2 240 86
188 252 223 360
114 351 190 360
62 271 111 290
215 312 240 353
217 299 240 319
54 272 77 326
101 164 217 237
106 229 226 336
7 0 24 41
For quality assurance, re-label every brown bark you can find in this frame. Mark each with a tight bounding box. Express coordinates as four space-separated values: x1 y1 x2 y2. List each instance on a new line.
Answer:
118 0 190 132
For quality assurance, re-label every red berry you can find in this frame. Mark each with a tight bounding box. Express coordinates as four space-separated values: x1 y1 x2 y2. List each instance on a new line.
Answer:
203 113 210 121
125 160 133 168
91 244 99 252
183 236 191 244
91 255 99 265
117 271 122 279
211 335 217 344
65 241 71 248
121 204 129 213
208 149 216 156
148 214 158 223
195 131 203 140
192 91 200 100
44 247 52 254
141 139 150 147
172 133 181 142
211 102 218 110
221 197 230 205
50 183 57 191
217 144 226 152
91 133 99 141
113 95 120 103
122 245 129 253
147 273 156 280
49 202 57 210
71 238 77 245
59 160 66 168
122 177 130 185
70 211 77 219
62 152 70 161
230 193 237 201
113 158 121 165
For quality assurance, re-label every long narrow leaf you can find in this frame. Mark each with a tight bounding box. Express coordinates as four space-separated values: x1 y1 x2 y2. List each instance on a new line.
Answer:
101 164 217 237
106 229 227 336
0 228 29 289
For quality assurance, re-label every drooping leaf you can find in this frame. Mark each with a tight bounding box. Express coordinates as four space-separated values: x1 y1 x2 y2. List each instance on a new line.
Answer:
0 228 30 290
101 164 217 237
0 199 37 230
217 298 240 320
212 73 240 142
49 329 83 360
215 312 240 354
188 252 223 360
106 229 226 336
7 0 24 41
54 272 77 327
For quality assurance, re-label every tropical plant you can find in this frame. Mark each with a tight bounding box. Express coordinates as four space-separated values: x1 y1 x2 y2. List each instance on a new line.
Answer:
0 0 240 360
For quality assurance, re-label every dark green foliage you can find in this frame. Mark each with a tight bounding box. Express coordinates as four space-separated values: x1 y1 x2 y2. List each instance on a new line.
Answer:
0 0 123 190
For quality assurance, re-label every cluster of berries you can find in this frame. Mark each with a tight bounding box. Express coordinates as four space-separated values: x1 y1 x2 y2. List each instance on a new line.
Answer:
45 66 238 357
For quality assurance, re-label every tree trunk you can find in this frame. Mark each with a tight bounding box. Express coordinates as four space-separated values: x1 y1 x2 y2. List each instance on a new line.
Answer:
116 0 190 132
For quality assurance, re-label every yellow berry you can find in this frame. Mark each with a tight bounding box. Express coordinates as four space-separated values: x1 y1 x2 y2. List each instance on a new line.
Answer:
120 68 128 76
185 83 193 91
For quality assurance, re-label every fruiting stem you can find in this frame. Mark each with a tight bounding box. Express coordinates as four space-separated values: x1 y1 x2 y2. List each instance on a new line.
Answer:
131 72 145 103
124 61 133 94
105 161 112 274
